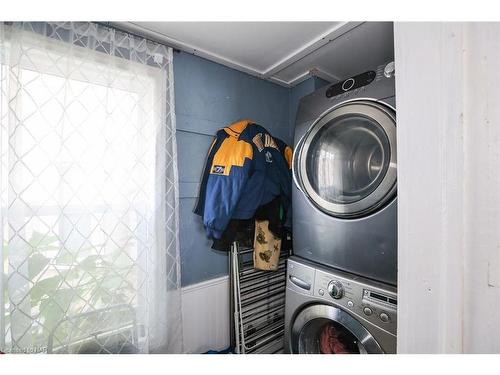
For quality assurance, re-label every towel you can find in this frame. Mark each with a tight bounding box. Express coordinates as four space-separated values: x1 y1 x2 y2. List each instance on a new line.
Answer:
253 219 281 271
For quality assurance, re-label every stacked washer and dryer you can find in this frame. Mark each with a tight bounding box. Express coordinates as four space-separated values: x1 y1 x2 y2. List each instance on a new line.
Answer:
285 62 398 354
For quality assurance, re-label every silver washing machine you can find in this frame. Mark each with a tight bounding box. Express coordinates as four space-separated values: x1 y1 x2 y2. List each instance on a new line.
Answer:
292 62 397 285
284 257 397 354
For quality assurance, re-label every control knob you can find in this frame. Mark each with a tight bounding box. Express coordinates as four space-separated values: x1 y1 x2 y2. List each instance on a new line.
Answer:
327 280 344 299
384 61 395 78
363 307 373 316
379 312 390 323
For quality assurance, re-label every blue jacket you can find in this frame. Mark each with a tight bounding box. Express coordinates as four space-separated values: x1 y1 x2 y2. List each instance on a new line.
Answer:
194 120 292 239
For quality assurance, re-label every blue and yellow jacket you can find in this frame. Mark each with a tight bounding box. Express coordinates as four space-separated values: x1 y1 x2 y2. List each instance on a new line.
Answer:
194 120 292 240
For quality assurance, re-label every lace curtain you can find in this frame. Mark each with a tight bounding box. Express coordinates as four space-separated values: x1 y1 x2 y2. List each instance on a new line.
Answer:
0 22 182 353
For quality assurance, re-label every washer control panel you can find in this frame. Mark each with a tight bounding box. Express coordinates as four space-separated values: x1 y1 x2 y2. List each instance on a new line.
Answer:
313 268 397 335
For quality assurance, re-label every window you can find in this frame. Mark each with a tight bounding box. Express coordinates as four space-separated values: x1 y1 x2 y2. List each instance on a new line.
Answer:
1 22 181 354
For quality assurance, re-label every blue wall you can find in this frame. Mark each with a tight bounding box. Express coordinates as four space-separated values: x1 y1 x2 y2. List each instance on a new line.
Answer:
174 52 291 286
174 51 331 286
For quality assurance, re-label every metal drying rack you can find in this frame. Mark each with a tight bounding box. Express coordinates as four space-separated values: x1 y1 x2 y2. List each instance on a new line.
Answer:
229 240 290 354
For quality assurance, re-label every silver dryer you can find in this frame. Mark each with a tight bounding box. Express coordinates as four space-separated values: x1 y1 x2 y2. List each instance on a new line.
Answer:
292 62 397 285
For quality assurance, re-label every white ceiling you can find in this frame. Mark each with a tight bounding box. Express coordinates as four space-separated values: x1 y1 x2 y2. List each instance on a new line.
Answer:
115 21 394 87
276 22 394 83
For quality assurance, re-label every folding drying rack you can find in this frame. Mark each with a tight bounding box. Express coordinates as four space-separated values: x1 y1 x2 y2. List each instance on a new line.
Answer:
229 240 290 354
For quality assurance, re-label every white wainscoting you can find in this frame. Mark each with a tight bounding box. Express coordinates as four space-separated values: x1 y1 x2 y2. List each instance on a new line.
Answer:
181 276 230 353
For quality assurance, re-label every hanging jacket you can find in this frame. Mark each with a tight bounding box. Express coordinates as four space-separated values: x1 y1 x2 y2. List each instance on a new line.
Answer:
194 119 292 240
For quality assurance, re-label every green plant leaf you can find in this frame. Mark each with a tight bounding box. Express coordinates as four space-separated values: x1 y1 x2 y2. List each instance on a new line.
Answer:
100 275 124 290
29 231 59 249
39 298 65 333
80 255 100 271
54 251 74 265
28 253 50 279
30 275 62 304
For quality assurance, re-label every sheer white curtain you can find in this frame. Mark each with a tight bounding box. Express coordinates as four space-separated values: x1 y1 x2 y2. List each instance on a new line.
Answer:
0 22 182 354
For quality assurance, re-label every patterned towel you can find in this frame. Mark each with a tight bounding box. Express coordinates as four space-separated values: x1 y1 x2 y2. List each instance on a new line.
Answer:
253 220 281 271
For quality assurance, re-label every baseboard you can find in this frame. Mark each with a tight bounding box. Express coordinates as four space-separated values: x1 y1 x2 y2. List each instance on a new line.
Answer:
181 275 230 354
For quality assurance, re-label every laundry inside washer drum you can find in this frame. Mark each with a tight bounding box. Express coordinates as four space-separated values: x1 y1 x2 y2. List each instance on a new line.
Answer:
299 319 362 354
305 114 391 205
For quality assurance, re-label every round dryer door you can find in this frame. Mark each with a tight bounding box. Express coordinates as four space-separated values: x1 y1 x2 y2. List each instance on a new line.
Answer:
294 100 396 218
290 304 383 354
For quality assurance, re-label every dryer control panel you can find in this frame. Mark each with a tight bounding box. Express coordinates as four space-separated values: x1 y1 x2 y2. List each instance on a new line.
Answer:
325 70 376 98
